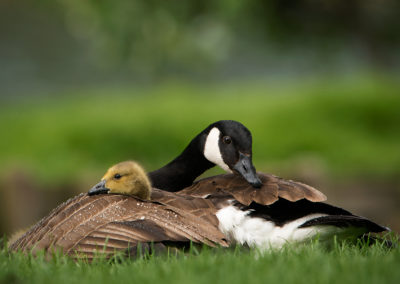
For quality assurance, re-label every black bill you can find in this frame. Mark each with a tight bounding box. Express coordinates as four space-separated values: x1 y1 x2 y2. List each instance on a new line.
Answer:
232 152 262 188
88 180 110 195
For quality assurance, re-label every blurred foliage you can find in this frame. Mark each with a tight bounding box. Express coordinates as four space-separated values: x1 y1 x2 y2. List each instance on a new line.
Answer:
3 0 397 79
0 75 399 184
56 0 400 72
1 0 399 97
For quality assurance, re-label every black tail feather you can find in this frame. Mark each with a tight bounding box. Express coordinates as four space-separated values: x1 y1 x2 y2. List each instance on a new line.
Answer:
299 215 389 233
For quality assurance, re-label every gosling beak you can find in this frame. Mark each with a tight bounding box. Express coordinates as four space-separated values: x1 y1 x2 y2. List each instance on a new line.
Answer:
232 152 262 188
88 180 110 195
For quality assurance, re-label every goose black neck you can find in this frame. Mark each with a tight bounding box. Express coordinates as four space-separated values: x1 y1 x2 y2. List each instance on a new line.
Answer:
148 133 214 192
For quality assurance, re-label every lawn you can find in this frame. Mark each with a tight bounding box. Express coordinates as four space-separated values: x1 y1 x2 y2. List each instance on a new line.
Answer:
1 239 399 284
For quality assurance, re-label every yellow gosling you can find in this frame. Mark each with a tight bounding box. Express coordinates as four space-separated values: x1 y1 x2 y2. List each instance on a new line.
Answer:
88 161 151 200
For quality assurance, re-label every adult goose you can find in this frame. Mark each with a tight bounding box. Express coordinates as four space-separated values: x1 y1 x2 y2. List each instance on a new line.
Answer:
10 121 389 256
12 159 388 259
10 161 229 259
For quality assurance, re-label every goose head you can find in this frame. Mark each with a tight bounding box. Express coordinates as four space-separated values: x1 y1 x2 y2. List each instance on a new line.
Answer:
88 161 151 200
201 120 262 188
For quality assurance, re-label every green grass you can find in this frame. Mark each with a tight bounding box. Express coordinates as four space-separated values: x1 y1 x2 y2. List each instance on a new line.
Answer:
0 75 399 184
1 239 400 284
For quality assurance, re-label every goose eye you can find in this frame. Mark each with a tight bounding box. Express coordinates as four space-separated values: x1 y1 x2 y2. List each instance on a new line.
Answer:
114 174 122 180
223 136 232 144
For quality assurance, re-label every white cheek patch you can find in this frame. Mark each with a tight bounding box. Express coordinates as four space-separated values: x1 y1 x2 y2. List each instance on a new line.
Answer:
204 127 232 172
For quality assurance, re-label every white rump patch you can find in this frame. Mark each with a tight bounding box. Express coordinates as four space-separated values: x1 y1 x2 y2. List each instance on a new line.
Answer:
216 205 350 250
204 127 231 172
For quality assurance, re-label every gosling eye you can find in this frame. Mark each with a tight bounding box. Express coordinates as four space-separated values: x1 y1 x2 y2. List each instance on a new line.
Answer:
114 173 122 180
222 136 232 144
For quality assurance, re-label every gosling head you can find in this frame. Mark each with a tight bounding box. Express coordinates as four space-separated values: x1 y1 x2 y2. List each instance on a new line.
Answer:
88 161 151 200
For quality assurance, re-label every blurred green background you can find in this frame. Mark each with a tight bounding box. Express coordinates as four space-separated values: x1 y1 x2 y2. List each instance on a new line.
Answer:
0 0 399 237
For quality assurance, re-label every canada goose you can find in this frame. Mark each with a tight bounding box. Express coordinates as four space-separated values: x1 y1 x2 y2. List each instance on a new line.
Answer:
11 160 389 258
10 161 228 259
10 121 390 256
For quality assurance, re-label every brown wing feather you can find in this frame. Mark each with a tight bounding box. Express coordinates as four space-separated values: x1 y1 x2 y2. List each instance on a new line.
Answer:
68 220 189 259
179 173 327 206
151 189 221 226
10 193 228 259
